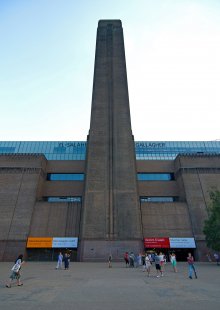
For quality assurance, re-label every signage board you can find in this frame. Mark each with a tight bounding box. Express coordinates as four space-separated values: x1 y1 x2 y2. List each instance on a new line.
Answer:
144 237 196 249
144 238 170 248
27 237 78 248
52 237 78 248
27 237 53 248
169 238 196 248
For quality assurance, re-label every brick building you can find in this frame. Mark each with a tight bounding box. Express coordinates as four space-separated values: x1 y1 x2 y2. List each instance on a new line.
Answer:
0 20 220 261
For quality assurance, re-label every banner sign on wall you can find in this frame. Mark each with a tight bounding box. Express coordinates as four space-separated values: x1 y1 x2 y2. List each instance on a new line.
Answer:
144 238 170 248
52 237 78 248
27 237 53 248
169 238 196 248
144 237 196 249
27 237 78 248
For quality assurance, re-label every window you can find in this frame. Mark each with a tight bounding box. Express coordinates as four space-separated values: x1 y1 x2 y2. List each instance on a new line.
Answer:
53 147 66 153
137 173 174 181
45 197 82 202
0 147 15 153
140 197 178 202
47 173 84 181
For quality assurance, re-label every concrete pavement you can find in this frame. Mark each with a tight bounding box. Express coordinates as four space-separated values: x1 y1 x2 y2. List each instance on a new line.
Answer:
0 262 220 309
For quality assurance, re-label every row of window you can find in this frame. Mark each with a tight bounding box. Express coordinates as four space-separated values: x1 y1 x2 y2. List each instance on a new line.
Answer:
1 141 220 161
0 141 86 160
46 173 174 181
43 196 177 203
136 141 220 160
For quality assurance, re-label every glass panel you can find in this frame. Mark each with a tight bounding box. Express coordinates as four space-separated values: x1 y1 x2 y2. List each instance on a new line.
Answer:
1 141 220 161
53 147 66 153
0 141 87 160
0 147 16 153
137 173 174 181
140 197 177 202
46 197 82 202
135 141 220 160
47 173 84 181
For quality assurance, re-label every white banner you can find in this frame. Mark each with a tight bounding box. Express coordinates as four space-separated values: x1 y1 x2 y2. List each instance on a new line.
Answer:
169 238 196 248
52 237 78 248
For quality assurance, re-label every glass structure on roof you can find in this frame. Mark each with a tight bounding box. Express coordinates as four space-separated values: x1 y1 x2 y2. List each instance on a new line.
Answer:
135 141 220 160
0 141 86 160
0 141 220 160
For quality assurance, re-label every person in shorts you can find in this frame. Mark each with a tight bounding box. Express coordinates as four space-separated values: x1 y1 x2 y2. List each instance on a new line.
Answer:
6 254 25 288
170 253 177 272
154 253 163 277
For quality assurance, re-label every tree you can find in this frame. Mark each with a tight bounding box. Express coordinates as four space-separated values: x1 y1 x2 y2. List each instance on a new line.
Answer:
203 189 220 251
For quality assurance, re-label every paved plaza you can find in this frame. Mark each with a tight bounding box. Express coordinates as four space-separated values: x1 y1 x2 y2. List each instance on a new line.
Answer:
0 262 219 309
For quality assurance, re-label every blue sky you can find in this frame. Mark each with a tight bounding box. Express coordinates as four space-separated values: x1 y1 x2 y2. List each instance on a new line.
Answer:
0 0 220 141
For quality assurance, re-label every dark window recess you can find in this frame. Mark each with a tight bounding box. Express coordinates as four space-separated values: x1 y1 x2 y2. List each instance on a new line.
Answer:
47 173 84 181
137 173 174 181
140 197 178 203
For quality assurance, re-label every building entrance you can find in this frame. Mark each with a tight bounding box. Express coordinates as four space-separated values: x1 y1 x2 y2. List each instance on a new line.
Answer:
26 248 77 262
167 248 195 262
145 248 195 262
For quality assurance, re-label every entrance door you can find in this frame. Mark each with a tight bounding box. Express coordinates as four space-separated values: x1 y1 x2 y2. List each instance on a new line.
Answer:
26 248 77 261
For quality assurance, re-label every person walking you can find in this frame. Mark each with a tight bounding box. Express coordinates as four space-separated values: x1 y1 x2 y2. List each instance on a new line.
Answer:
159 252 165 273
170 253 177 272
67 251 71 268
206 252 212 262
148 253 153 264
108 254 112 268
129 252 135 268
6 254 25 288
137 253 142 268
187 253 197 279
144 254 151 277
124 252 129 267
155 253 163 277
213 253 220 265
56 252 63 269
63 253 69 270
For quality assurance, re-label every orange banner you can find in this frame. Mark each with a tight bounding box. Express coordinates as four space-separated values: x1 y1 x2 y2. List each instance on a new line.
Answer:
27 237 53 248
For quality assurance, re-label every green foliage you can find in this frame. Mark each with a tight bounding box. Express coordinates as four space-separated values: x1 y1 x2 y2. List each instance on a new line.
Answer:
203 189 220 251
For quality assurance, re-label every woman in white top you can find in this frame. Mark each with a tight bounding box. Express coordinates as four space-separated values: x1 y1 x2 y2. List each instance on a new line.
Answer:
159 252 165 273
145 254 151 277
170 253 177 273
6 254 25 288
